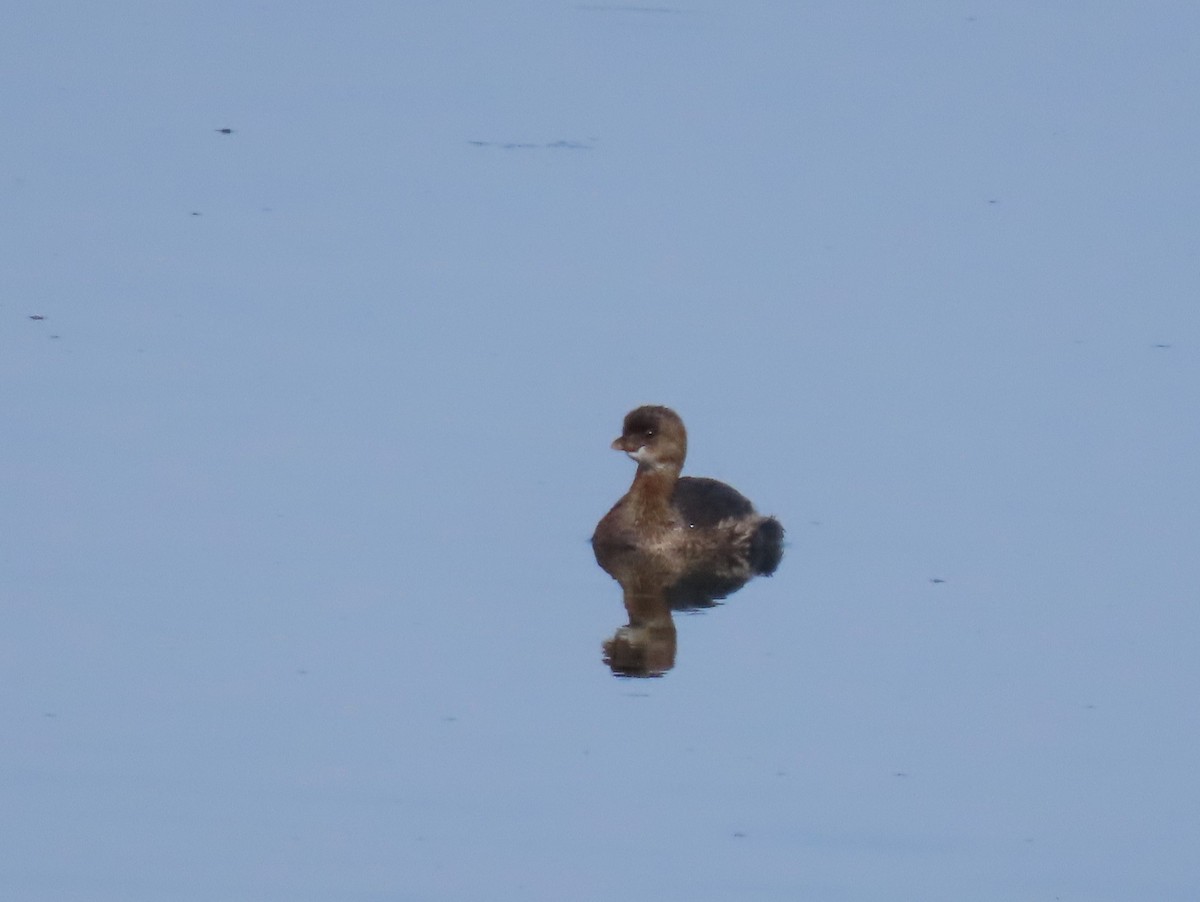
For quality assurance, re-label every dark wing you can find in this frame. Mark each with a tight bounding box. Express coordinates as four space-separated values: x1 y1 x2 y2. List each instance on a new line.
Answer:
672 476 755 528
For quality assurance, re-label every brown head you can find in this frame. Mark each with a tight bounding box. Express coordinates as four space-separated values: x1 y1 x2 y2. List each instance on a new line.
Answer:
611 405 688 472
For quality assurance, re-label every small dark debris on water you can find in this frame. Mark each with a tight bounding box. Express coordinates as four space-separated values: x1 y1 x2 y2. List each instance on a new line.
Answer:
930 577 946 584
216 127 234 134
29 314 46 320
469 138 593 151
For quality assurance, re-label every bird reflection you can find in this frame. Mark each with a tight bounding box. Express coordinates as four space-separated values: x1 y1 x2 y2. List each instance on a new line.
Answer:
593 541 776 677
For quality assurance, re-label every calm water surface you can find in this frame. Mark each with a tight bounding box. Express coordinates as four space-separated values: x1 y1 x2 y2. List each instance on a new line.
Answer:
3 4 1199 900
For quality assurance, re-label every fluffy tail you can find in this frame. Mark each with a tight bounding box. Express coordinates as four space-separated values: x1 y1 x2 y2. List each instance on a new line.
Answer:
749 516 785 576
